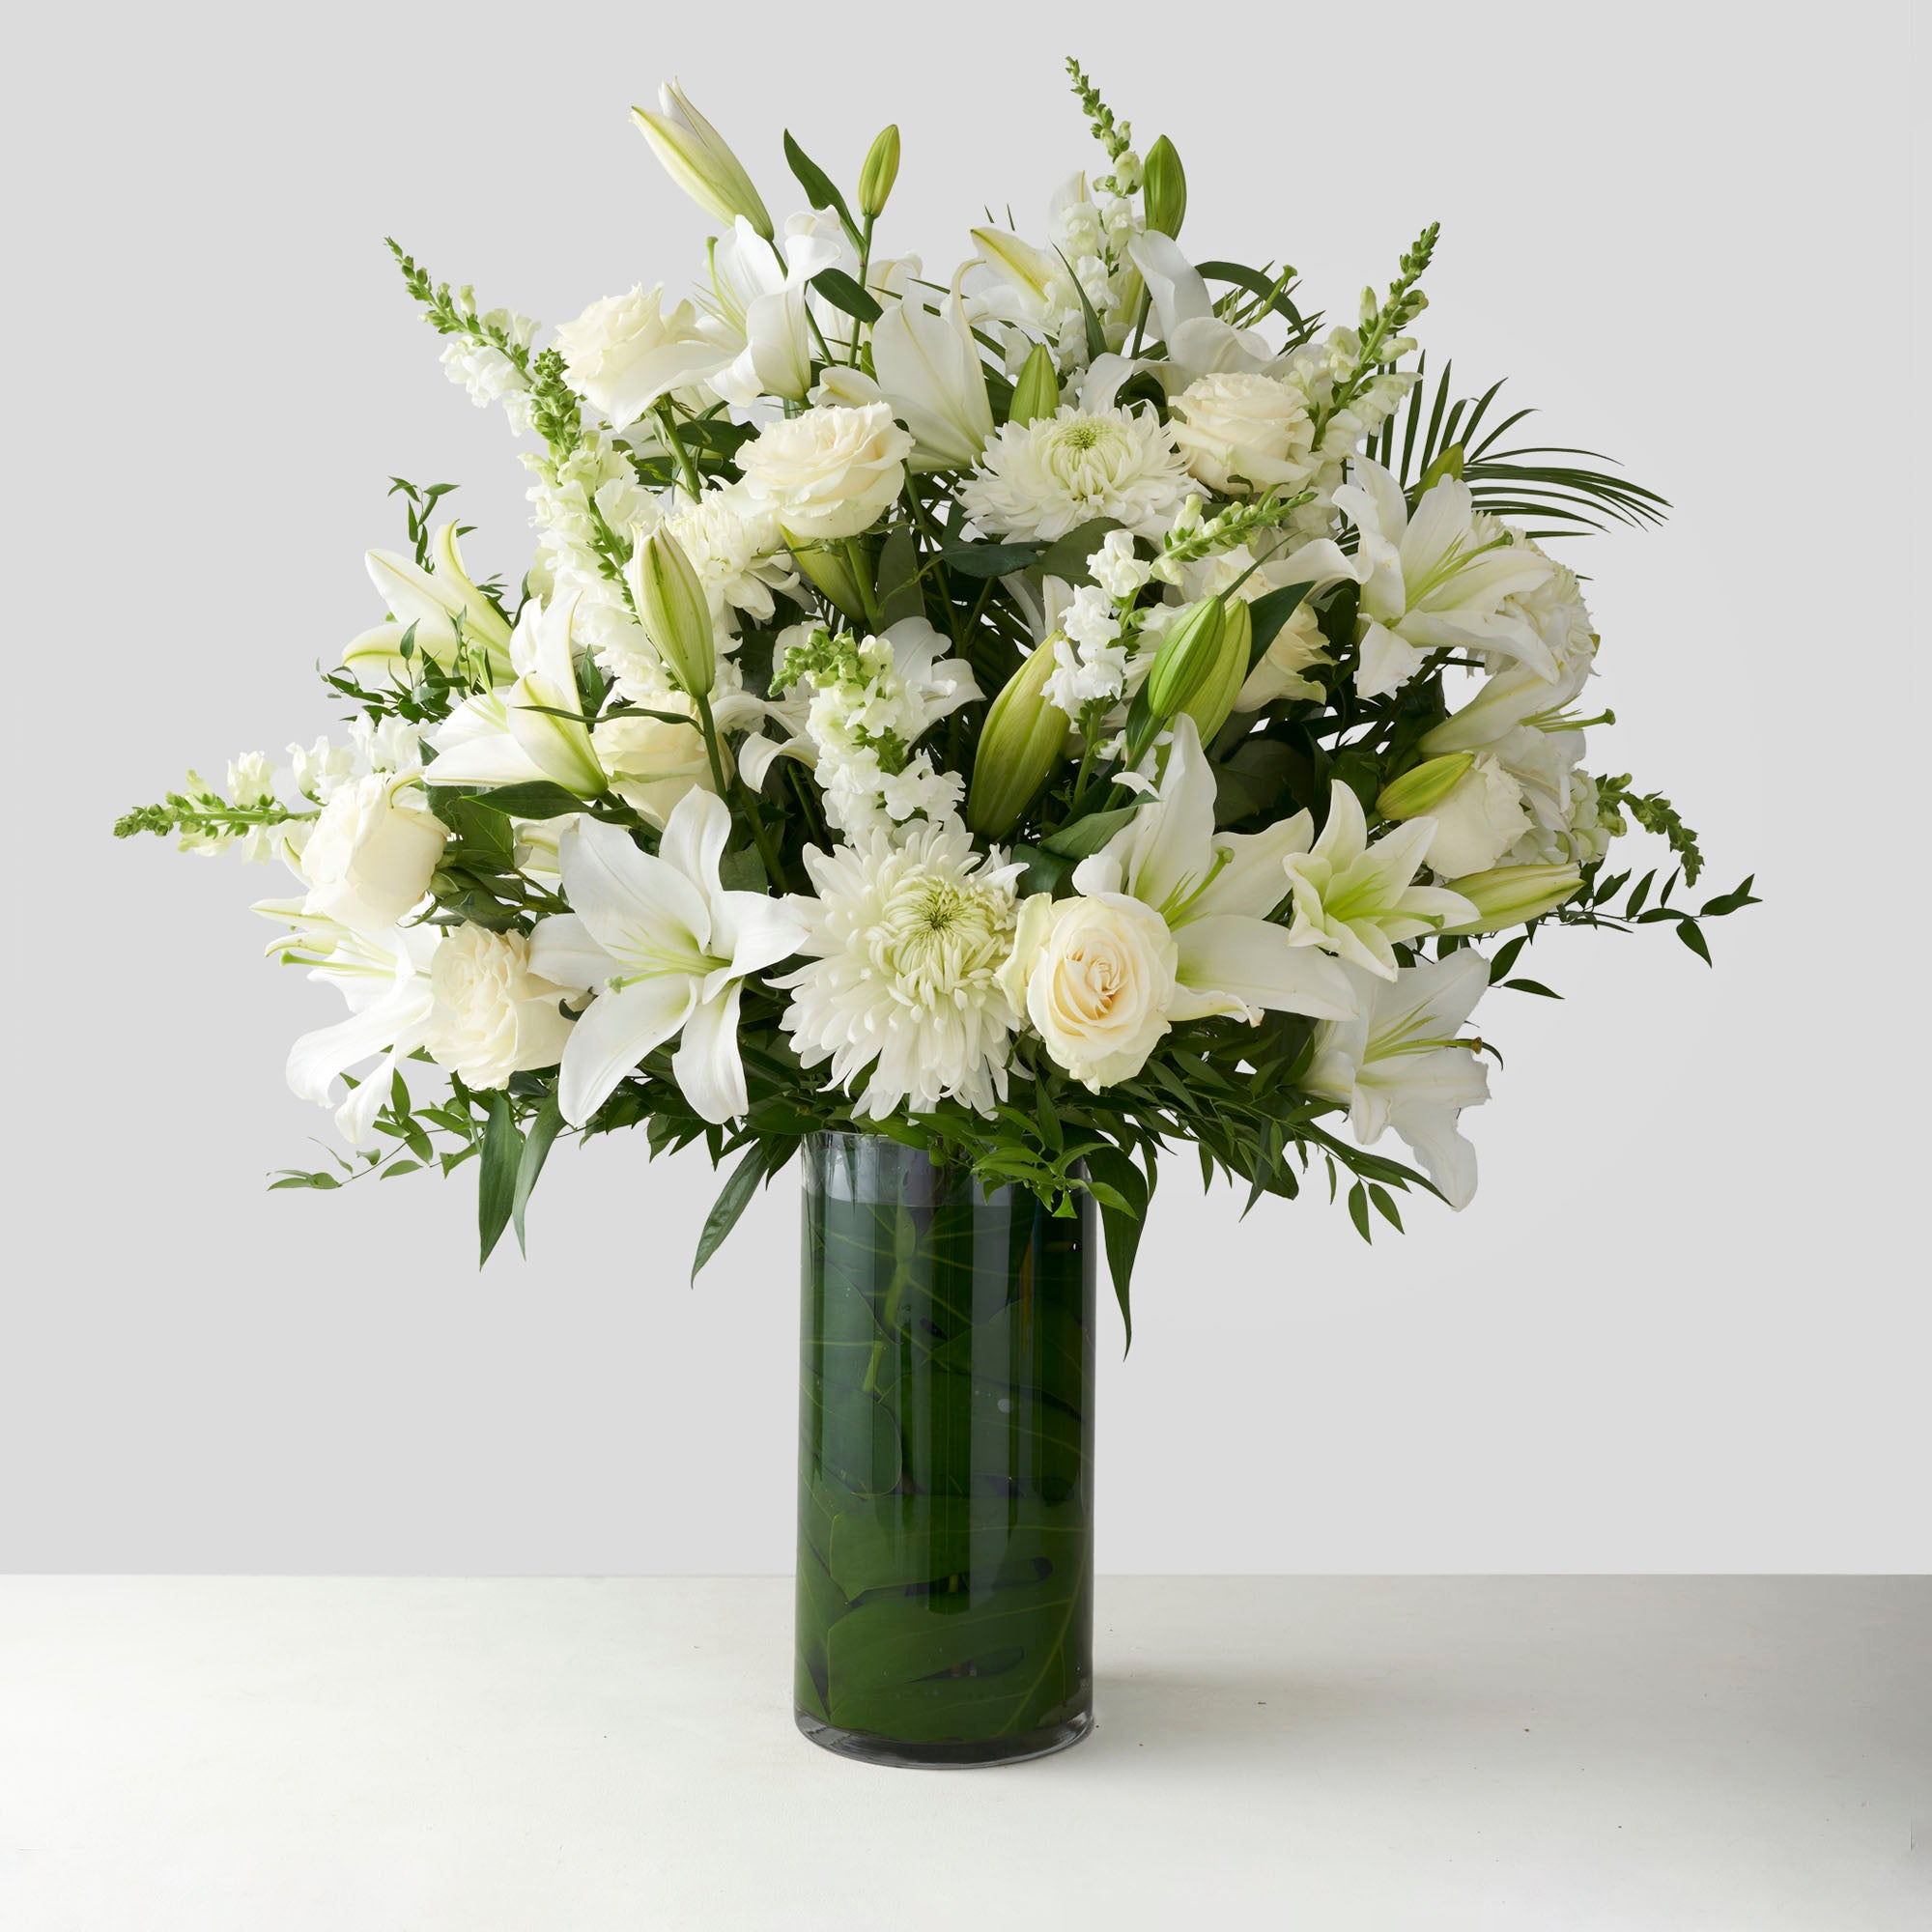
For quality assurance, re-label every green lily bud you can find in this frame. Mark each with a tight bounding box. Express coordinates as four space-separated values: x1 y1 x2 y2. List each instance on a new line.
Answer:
1008 342 1061 427
1377 753 1476 819
632 80 773 240
784 530 869 624
1180 597 1250 743
1440 863 1584 935
630 528 716 698
966 645 1070 838
1144 597 1226 726
858 125 900 221
1143 135 1187 241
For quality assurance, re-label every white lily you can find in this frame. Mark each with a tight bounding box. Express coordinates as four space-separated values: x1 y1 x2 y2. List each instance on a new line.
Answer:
1282 781 1478 978
263 909 440 1147
1070 716 1357 1024
1304 949 1492 1208
427 594 607 797
344 524 514 681
702 215 851 412
1333 458 1558 698
632 79 772 240
527 792 809 1126
870 268 995 469
1125 232 1274 382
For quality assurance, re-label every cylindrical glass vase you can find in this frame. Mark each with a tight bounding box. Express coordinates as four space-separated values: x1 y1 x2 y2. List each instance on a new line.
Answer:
795 1132 1095 1768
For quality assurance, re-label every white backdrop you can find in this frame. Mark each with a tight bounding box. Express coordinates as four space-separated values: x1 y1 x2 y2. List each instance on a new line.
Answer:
5 0 1923 1575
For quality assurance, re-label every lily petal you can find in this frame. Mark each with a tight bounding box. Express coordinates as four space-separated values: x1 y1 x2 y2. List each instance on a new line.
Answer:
1174 915 1359 1019
671 981 749 1123
555 974 696 1127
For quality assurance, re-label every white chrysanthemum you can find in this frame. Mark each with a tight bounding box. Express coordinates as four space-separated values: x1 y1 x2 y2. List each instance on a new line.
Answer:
959 406 1197 542
662 483 799 630
777 821 1024 1119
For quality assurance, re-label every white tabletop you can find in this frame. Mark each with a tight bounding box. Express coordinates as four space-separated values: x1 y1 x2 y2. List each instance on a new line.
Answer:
1 1577 1923 1929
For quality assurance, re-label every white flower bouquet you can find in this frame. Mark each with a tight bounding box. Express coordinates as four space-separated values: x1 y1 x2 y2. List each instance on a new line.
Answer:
119 62 1756 1304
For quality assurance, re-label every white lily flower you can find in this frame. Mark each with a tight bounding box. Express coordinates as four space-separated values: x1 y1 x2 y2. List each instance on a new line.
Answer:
268 912 440 1147
345 524 514 681
703 215 852 411
1333 458 1558 699
527 793 809 1126
1070 716 1357 1024
427 594 607 797
1304 949 1492 1208
1125 232 1274 382
1282 781 1478 979
870 269 995 469
633 79 772 240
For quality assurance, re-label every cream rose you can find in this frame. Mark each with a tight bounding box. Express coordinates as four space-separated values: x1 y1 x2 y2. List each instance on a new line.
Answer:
299 774 446 930
999 891 1177 1092
423 923 574 1090
592 706 723 829
554 284 723 430
737 403 913 541
1170 371 1315 496
1424 753 1534 878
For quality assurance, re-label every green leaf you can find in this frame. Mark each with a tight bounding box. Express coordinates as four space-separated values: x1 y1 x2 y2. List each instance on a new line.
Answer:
477 1092 523 1267
810 269 881 324
1042 803 1140 859
692 1142 768 1282
1036 518 1121 584
1245 582 1313 666
781 131 860 242
379 1160 423 1179
935 538 1044 578
1081 1146 1148 1349
1501 978 1562 999
437 780 584 821
1367 1183 1404 1232
512 1096 565 1257
1676 920 1714 965
1347 1179 1373 1244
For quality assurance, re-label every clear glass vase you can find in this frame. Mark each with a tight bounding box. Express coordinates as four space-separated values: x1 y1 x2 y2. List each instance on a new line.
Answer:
795 1132 1095 1768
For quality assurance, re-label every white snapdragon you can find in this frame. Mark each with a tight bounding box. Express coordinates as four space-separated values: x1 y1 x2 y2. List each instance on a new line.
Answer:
1044 583 1130 721
960 406 1198 542
1089 528 1151 599
439 303 536 429
287 736 356 804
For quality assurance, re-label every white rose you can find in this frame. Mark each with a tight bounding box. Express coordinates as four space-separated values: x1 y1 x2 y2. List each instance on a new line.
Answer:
737 404 913 540
998 892 1176 1092
1236 601 1332 711
423 923 574 1091
554 285 723 430
592 706 723 829
1170 371 1315 496
299 774 446 930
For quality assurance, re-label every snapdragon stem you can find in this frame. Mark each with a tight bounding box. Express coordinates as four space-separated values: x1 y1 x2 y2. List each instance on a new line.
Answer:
693 687 783 890
843 538 884 630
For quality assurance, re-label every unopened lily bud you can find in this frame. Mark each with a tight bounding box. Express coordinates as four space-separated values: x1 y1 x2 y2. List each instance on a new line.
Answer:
1181 597 1249 743
1008 342 1061 427
784 530 869 624
1143 597 1226 725
629 528 716 697
633 79 773 240
967 645 1070 838
1377 753 1475 819
858 125 900 221
1440 863 1583 934
1143 136 1187 241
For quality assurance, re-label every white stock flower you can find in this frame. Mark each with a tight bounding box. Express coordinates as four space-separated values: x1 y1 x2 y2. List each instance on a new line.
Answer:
1170 371 1316 495
299 772 446 930
554 285 723 430
423 923 573 1090
528 795 809 1126
1281 781 1477 979
777 819 1022 1118
1304 949 1492 1209
738 404 913 540
960 405 1197 542
1334 458 1558 698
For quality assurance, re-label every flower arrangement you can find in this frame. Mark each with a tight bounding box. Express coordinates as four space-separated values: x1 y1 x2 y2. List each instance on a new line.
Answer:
118 62 1756 1310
